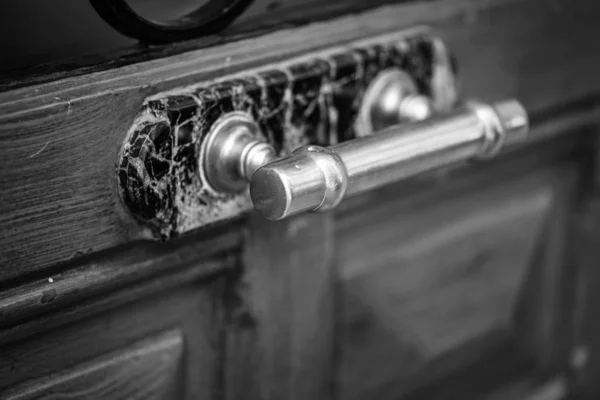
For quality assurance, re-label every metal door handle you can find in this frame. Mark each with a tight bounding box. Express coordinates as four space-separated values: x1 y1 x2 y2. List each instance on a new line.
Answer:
203 99 528 220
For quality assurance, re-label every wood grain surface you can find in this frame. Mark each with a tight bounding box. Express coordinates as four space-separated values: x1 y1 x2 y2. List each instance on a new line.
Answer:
0 284 222 399
2 0 600 277
0 221 240 329
222 213 336 399
2 330 183 400
335 162 580 400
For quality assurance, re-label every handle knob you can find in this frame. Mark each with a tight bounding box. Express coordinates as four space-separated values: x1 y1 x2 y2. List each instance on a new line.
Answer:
250 100 528 219
202 100 528 220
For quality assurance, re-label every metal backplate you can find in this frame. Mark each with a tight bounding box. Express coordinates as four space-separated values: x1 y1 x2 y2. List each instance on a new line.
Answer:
117 27 457 239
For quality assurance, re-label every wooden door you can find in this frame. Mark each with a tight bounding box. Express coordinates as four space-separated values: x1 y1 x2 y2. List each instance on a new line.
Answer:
2 0 600 399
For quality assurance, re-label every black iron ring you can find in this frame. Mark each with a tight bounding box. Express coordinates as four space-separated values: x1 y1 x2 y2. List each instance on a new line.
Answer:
90 0 254 44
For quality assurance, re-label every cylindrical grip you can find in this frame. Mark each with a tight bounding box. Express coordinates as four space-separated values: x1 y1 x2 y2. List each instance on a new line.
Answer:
250 100 528 220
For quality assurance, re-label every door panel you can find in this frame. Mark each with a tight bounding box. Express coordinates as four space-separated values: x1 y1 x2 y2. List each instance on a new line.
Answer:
2 0 600 399
3 330 183 400
224 213 336 400
0 284 223 400
336 162 580 399
3 0 600 278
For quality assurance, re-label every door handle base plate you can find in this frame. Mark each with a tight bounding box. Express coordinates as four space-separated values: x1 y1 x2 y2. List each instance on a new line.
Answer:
117 27 456 239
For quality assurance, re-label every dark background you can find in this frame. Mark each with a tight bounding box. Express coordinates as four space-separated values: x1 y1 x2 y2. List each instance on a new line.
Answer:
0 0 388 85
0 0 244 72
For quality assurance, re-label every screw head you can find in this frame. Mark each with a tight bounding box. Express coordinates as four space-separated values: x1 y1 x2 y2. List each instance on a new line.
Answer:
357 68 433 136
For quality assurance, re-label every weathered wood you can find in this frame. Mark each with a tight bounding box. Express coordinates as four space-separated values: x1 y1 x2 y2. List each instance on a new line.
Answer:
0 221 240 335
0 0 505 94
335 162 579 400
0 0 433 89
2 0 600 277
0 284 222 399
222 213 335 399
0 255 234 347
2 330 183 400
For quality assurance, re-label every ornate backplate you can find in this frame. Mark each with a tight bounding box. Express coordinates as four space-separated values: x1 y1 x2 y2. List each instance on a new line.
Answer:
118 27 457 239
